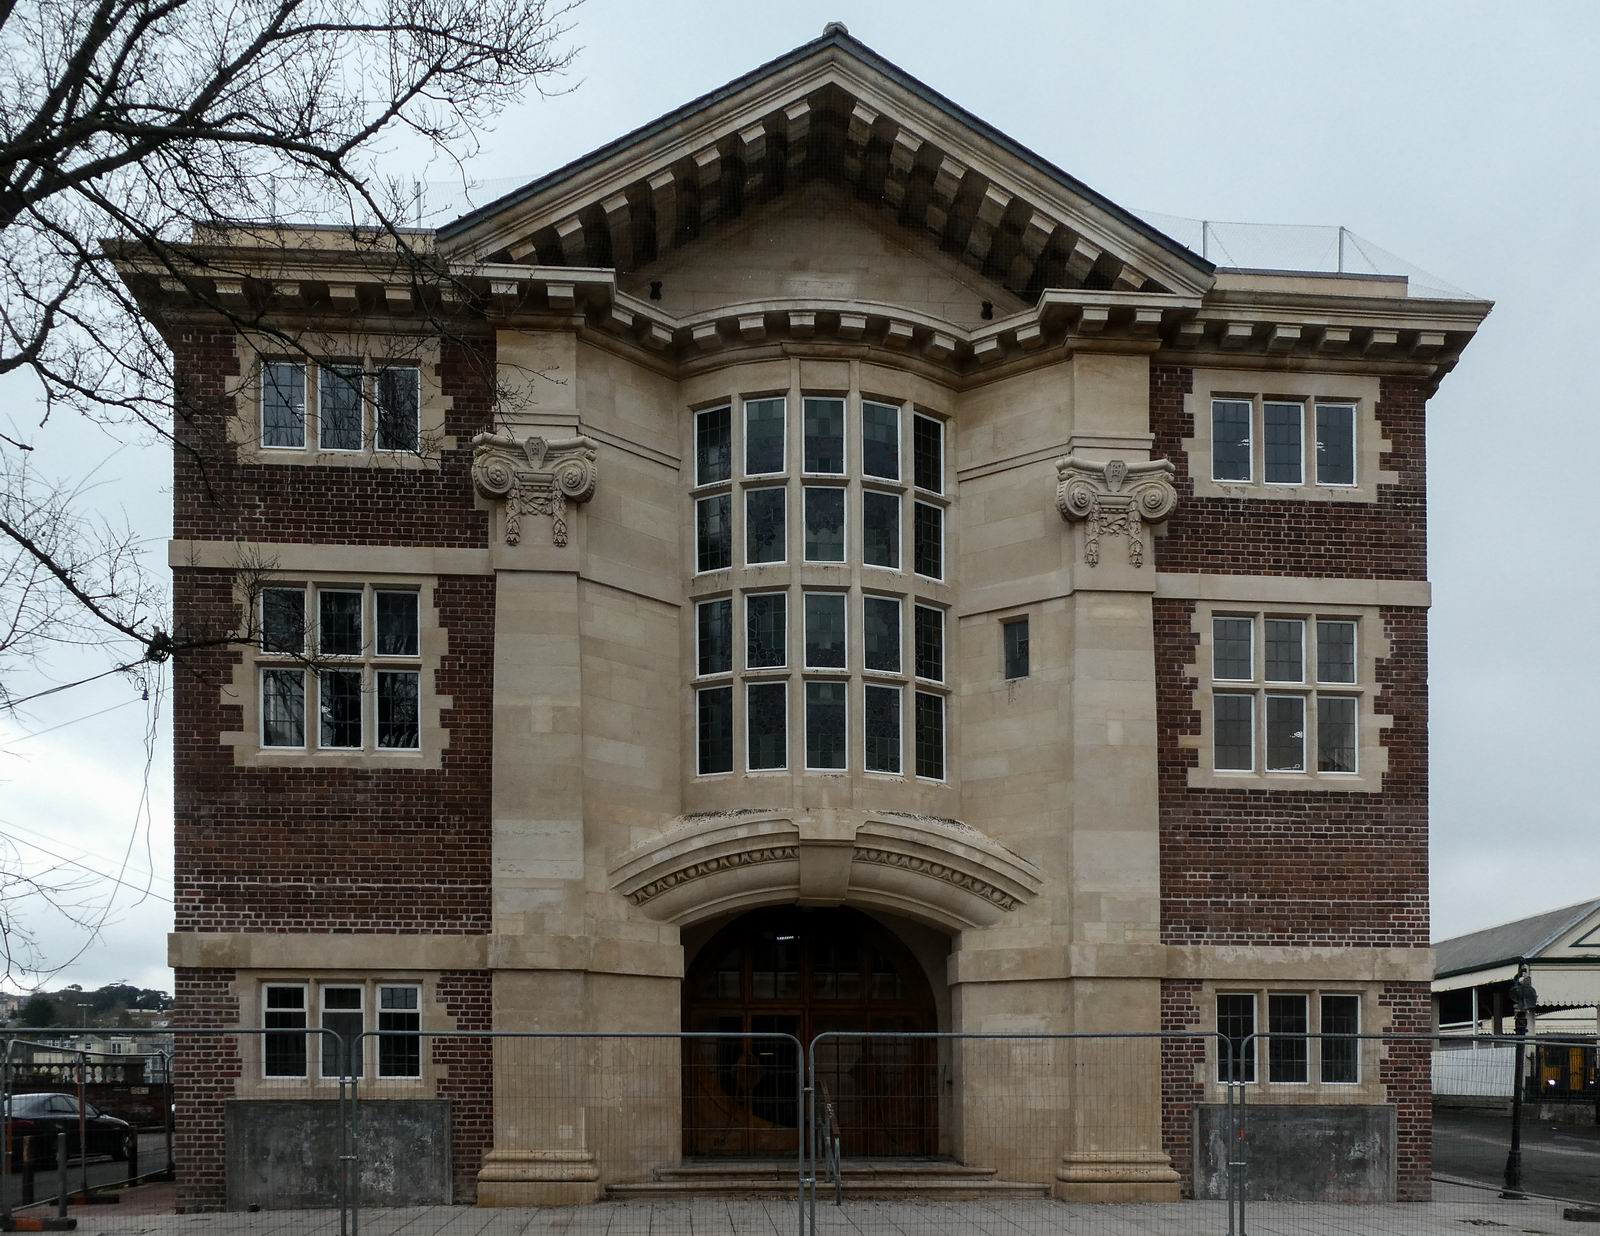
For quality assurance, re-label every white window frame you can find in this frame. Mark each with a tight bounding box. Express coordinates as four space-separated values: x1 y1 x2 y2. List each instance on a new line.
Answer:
913 604 945 685
861 399 901 482
375 983 424 1081
743 591 788 672
1315 694 1360 777
801 395 848 477
744 485 788 567
1261 400 1305 487
1212 692 1255 772
263 983 310 1080
745 680 789 773
1315 619 1359 685
1318 993 1363 1085
913 689 947 782
318 667 365 751
260 666 309 750
694 597 734 680
260 360 308 451
1209 398 1253 483
1212 615 1253 683
743 396 787 478
374 365 422 453
862 594 903 676
260 586 307 655
375 668 421 752
912 411 945 495
803 679 849 773
319 984 365 1079
1265 992 1311 1085
372 590 421 660
912 499 944 582
316 362 365 453
694 493 733 575
1314 402 1359 487
803 591 849 673
316 586 365 658
694 404 733 488
695 684 735 777
1263 616 1306 685
863 682 903 776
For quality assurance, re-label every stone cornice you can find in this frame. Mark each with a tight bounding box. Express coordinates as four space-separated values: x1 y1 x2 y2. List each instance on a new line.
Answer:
471 432 598 547
1056 455 1178 568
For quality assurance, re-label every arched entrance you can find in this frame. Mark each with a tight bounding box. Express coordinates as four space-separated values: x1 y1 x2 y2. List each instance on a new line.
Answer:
683 906 938 1157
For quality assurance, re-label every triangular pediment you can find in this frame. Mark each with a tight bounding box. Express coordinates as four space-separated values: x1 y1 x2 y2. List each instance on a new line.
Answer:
439 26 1214 301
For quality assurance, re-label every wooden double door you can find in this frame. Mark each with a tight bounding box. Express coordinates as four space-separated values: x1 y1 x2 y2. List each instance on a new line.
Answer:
683 907 938 1158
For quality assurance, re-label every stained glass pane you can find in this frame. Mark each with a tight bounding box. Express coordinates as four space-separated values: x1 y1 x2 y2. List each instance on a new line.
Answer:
746 593 787 669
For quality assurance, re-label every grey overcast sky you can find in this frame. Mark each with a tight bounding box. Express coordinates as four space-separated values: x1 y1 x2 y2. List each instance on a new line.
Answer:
2 0 1596 992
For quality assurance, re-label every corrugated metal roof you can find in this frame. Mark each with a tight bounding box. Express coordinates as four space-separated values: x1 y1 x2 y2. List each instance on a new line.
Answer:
1434 898 1600 979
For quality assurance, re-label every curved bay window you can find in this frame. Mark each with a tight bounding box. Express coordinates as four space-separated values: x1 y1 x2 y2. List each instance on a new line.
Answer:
690 390 951 780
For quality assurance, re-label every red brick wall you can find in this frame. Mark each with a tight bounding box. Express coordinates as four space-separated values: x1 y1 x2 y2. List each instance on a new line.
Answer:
171 570 494 934
172 968 240 1212
1380 981 1434 1201
1155 601 1428 949
1160 979 1206 1197
169 329 494 547
1151 366 1428 580
435 972 494 1202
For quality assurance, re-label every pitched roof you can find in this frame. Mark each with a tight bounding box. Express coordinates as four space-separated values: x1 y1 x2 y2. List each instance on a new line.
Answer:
436 24 1213 298
1434 898 1600 979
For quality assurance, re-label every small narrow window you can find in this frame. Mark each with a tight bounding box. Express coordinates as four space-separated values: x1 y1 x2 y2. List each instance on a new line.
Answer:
375 366 420 452
1264 618 1304 683
746 681 788 772
261 361 307 449
264 985 308 1078
377 985 422 1080
1315 620 1357 684
375 591 420 657
804 593 847 670
1267 993 1309 1083
745 487 786 565
696 598 732 677
804 486 846 562
320 986 364 1079
862 401 900 480
1263 401 1304 485
862 490 900 569
696 494 732 573
376 670 420 749
1317 696 1358 774
1211 399 1252 482
697 685 734 775
695 406 732 486
1003 617 1030 680
319 589 363 657
803 396 846 474
318 669 363 749
1315 404 1357 486
863 595 902 674
805 681 848 771
1265 694 1306 772
913 691 945 780
744 397 786 476
1320 995 1361 1083
1217 993 1256 1083
913 413 944 493
1213 693 1253 771
912 501 943 579
318 363 364 451
261 588 306 655
745 593 787 669
914 605 944 682
261 668 307 748
864 684 902 775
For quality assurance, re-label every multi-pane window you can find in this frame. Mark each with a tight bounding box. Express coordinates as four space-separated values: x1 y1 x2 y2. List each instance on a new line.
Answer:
863 596 901 674
914 605 944 682
696 598 732 677
1003 617 1029 680
747 681 788 771
1216 993 1255 1083
804 593 847 670
375 367 420 452
806 681 847 770
913 413 944 493
1320 995 1361 1083
1217 991 1362 1084
261 361 308 449
318 363 363 451
803 396 846 474
864 684 902 774
257 585 422 753
1212 396 1359 488
1267 993 1309 1083
695 406 732 485
377 985 422 1080
745 397 785 476
862 490 900 569
260 359 422 453
697 685 734 775
745 488 786 564
914 692 945 780
746 593 787 669
696 494 732 572
1209 614 1360 777
913 501 943 579
862 401 900 480
264 985 309 1078
804 487 846 562
321 986 364 1078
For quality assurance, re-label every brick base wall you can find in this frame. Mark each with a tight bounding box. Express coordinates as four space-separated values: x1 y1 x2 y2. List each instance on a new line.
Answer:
172 967 240 1212
1160 978 1205 1198
435 971 493 1202
1381 980 1434 1201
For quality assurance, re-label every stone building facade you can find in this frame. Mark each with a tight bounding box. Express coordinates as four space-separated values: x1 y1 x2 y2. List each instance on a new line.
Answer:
130 27 1488 1209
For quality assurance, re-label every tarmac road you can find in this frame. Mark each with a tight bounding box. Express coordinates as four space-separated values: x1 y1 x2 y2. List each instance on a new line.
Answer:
1434 1106 1600 1204
0 1130 170 1210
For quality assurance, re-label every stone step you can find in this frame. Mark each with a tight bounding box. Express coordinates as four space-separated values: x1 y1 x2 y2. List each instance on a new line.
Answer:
657 1158 998 1181
607 1160 1050 1200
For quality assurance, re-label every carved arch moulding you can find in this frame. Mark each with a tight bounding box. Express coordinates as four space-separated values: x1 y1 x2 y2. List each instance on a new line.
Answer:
1055 455 1177 567
607 810 1043 933
471 432 599 546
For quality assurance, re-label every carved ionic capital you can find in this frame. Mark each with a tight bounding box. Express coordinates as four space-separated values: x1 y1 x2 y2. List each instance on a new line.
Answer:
1055 455 1177 567
471 432 598 546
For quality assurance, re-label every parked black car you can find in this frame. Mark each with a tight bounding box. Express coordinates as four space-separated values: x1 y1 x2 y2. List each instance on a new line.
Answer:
4 1093 132 1165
